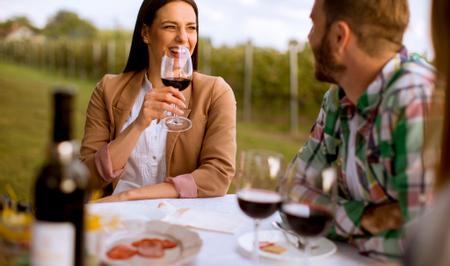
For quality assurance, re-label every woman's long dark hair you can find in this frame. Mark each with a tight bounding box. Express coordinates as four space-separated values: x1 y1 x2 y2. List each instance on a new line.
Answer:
123 0 199 73
432 0 450 192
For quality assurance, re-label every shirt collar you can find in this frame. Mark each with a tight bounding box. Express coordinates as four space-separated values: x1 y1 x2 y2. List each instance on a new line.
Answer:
339 47 409 118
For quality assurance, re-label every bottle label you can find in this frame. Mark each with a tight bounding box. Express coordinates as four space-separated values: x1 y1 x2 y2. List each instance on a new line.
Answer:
31 221 75 266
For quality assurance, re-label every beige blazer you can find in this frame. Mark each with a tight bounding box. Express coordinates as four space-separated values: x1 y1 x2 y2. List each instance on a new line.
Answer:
80 70 237 197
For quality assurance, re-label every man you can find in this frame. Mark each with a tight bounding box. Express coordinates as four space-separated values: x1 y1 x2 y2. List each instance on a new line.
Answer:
294 0 435 259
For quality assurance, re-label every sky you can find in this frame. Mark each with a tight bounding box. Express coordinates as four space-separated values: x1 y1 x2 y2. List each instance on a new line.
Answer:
0 0 433 56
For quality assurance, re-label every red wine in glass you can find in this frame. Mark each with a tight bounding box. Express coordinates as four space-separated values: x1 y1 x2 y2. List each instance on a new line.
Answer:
161 78 191 91
237 188 282 219
281 202 333 237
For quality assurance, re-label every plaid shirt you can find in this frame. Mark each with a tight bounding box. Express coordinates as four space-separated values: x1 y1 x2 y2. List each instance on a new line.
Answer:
295 49 436 259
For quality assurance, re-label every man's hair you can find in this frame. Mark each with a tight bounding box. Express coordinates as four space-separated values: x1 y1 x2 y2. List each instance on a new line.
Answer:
323 0 409 56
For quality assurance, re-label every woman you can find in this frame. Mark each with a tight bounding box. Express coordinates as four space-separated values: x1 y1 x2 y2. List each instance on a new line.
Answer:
401 0 450 265
80 0 236 201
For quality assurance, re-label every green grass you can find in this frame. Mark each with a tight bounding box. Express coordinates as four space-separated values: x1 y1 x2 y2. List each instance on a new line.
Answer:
0 61 94 202
0 61 312 202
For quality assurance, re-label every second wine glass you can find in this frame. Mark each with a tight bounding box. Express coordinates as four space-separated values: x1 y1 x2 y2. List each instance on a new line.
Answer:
280 155 337 266
161 45 192 132
236 150 285 264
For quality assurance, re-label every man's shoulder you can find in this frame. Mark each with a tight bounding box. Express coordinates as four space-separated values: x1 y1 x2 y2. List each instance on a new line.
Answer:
383 55 436 107
401 54 435 83
395 54 435 86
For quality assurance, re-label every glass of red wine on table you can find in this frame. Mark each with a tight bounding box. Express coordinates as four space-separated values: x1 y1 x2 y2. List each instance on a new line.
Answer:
161 45 192 132
236 150 285 264
279 155 337 266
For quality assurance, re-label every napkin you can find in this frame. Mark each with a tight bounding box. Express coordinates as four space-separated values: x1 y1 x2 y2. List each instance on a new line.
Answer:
157 201 243 234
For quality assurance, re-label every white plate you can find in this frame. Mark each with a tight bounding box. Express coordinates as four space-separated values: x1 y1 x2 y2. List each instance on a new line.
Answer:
87 202 166 221
238 230 337 262
100 220 202 266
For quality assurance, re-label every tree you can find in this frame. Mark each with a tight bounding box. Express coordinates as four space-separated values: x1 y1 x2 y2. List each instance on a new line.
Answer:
0 16 39 38
43 10 97 39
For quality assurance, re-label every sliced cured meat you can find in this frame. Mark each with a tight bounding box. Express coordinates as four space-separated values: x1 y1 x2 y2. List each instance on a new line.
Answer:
132 238 163 247
132 238 178 249
137 241 164 258
107 244 138 260
162 239 178 249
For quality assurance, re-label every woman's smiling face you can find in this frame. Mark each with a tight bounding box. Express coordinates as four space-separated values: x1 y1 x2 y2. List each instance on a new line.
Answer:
142 1 198 70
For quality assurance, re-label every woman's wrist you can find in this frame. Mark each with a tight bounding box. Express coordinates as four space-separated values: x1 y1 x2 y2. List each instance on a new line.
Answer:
119 190 132 201
131 118 148 132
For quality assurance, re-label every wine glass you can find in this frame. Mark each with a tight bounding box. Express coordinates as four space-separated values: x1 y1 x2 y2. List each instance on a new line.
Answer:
161 45 192 132
280 155 337 266
236 150 285 264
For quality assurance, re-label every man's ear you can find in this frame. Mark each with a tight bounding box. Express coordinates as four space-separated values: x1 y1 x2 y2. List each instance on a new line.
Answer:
141 24 150 44
328 21 351 55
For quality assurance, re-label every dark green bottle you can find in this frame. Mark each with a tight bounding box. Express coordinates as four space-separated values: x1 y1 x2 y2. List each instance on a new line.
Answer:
32 89 88 266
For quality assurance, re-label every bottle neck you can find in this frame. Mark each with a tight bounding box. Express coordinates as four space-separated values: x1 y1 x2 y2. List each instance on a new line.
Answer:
48 90 89 188
52 90 74 143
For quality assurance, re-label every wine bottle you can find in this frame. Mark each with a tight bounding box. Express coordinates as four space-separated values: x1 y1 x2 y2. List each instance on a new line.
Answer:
31 89 89 266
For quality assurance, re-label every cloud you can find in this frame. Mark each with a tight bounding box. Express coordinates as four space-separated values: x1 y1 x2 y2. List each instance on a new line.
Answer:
196 0 313 50
0 0 433 55
237 0 258 6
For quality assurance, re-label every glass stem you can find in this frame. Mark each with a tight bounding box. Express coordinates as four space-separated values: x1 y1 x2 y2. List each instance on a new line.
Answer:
171 103 178 118
303 238 310 266
252 219 260 265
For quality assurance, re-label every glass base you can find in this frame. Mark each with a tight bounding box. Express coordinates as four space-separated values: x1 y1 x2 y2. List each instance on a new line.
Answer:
163 117 192 132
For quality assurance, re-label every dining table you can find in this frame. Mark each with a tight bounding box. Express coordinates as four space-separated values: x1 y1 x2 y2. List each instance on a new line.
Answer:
88 194 377 266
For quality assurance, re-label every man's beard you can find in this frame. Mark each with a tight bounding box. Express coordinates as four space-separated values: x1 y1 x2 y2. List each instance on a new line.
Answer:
312 32 346 84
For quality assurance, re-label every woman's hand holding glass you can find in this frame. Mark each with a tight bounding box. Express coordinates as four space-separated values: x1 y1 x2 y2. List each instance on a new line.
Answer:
133 86 186 131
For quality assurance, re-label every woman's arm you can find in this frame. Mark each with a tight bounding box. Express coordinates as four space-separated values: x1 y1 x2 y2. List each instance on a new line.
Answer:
190 77 237 197
80 77 115 188
108 87 186 172
93 182 179 202
81 75 186 188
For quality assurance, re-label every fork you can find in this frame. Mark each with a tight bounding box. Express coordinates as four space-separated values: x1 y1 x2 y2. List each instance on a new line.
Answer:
272 221 319 250
272 221 305 249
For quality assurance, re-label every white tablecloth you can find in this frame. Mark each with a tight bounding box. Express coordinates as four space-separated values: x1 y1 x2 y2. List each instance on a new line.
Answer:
90 195 375 266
